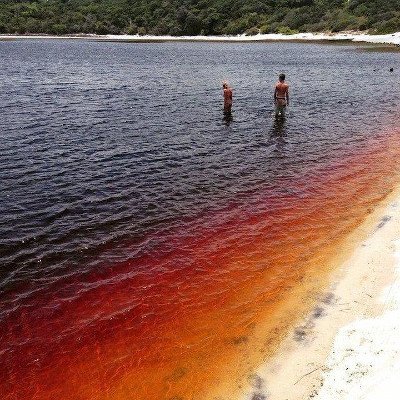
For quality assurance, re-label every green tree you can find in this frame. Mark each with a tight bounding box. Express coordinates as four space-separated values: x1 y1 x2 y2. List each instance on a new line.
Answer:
0 0 398 35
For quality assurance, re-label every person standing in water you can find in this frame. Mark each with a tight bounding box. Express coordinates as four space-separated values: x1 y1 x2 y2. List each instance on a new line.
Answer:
223 81 233 115
274 73 289 118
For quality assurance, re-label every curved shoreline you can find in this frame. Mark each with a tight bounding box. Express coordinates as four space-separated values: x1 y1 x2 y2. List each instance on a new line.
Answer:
234 181 400 400
1 31 400 46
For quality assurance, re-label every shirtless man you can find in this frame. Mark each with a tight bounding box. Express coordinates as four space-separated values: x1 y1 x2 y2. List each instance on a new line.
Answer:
274 73 289 118
223 82 233 114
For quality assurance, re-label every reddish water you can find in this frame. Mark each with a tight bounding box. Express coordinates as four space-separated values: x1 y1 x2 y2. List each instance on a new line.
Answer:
2 125 400 399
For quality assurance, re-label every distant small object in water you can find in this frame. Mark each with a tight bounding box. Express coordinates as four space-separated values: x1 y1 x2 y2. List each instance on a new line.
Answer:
390 67 394 72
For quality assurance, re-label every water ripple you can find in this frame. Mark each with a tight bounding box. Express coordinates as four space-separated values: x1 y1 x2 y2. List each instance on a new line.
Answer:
1 39 400 398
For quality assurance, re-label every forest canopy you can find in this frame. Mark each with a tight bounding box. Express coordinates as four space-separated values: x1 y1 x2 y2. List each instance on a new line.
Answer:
0 0 399 35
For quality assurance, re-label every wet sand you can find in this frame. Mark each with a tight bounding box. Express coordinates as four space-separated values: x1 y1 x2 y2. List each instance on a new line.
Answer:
232 185 400 400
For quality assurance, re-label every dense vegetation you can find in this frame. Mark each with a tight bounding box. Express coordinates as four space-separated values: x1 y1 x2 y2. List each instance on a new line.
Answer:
0 0 399 36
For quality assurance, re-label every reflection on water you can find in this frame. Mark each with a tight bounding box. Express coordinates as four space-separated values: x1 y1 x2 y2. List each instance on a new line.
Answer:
1 40 400 400
264 115 288 157
223 110 233 126
271 115 286 137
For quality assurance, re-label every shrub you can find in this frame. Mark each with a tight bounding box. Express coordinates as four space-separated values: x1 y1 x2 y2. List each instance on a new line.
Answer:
94 21 108 34
277 25 299 34
125 24 138 35
245 26 259 35
224 19 248 35
371 17 400 34
51 23 68 35
301 21 328 32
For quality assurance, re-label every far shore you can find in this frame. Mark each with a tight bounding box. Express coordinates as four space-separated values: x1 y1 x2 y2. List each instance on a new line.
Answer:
1 31 400 46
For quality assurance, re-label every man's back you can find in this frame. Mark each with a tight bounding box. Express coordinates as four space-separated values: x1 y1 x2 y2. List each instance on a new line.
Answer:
275 81 289 100
274 74 289 118
224 87 232 104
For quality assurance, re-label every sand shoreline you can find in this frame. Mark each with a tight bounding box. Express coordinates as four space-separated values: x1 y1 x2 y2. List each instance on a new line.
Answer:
1 31 400 46
234 184 400 400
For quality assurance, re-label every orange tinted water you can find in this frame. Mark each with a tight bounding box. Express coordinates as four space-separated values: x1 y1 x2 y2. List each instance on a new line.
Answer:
2 122 400 400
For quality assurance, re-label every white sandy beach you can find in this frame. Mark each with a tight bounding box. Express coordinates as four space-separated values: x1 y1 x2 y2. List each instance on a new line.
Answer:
1 31 400 46
236 186 400 400
104 31 400 46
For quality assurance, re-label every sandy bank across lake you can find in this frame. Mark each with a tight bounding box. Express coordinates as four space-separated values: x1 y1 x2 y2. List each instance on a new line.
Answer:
1 31 400 46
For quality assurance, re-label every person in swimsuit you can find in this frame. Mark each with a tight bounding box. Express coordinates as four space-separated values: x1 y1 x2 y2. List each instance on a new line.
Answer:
223 81 233 115
274 73 289 118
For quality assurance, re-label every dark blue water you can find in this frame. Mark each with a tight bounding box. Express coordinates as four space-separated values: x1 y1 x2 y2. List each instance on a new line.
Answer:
1 39 399 295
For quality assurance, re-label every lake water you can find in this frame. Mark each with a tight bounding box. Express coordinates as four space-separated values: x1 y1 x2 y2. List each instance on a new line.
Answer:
1 39 400 399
